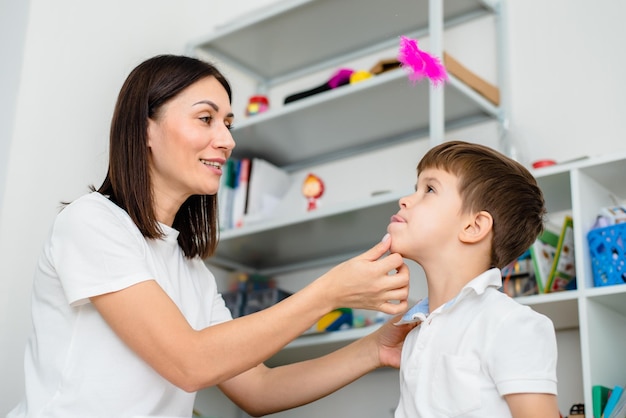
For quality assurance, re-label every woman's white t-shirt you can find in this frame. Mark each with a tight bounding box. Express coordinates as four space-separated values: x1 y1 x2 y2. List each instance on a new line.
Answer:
8 192 232 418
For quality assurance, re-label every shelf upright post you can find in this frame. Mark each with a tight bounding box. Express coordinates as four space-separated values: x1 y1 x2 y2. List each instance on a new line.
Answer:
429 0 444 147
493 0 511 158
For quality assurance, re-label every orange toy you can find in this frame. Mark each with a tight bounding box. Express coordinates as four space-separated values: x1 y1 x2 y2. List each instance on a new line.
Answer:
302 173 324 211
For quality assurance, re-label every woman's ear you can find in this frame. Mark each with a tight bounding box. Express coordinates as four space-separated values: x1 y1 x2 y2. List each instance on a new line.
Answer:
147 118 155 149
460 210 493 243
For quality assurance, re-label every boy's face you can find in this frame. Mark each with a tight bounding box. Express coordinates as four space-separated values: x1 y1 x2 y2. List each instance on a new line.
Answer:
387 168 465 263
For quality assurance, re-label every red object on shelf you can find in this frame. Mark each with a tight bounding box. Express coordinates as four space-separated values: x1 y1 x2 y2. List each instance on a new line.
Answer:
532 159 557 169
246 95 270 116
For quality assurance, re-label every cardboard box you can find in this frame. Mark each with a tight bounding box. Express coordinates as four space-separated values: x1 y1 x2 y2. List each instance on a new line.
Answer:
443 52 500 106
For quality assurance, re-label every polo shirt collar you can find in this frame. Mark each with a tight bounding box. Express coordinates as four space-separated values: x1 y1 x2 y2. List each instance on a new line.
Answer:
395 268 502 325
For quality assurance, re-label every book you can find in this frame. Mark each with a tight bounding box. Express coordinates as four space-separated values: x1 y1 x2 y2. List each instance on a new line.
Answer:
231 158 251 228
594 385 612 418
244 157 291 224
545 216 576 293
605 385 625 418
608 389 626 418
217 159 237 230
529 229 559 294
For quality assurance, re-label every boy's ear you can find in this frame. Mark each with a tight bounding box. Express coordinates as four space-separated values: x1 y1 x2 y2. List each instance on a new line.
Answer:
459 210 493 243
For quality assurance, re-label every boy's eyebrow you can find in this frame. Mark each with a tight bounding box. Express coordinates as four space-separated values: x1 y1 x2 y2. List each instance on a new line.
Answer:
193 99 235 118
418 176 440 185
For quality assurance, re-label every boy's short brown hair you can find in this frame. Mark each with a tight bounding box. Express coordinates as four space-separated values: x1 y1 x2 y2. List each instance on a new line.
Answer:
418 140 546 268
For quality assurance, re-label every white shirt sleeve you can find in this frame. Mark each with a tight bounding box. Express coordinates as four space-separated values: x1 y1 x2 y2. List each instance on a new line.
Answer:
489 306 558 396
50 195 154 306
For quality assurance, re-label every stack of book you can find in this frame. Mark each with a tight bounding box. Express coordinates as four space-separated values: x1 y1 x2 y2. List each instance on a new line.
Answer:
218 157 291 230
593 384 626 418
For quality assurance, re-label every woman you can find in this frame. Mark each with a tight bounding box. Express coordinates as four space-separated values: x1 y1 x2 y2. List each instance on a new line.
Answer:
9 55 412 417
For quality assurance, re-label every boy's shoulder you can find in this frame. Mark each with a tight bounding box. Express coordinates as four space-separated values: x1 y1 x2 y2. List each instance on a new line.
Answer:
481 286 554 330
462 270 552 324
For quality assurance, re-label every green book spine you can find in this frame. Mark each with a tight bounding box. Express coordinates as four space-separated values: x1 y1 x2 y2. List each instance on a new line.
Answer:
593 385 611 418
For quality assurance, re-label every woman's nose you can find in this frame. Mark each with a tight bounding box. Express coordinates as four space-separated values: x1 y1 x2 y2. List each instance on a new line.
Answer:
216 126 236 151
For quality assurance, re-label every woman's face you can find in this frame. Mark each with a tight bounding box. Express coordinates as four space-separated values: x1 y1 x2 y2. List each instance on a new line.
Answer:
147 76 235 210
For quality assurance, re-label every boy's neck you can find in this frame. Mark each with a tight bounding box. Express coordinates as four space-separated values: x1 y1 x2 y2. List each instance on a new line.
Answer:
424 263 491 313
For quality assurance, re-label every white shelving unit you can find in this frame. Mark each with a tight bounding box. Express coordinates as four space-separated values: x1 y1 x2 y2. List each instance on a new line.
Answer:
234 154 626 413
528 153 626 410
188 0 506 397
188 0 625 414
188 0 506 274
188 0 505 171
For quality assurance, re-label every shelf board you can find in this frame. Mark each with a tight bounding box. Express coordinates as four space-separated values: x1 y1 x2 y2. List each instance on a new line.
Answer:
206 190 406 274
227 70 498 169
515 291 580 330
586 285 626 317
188 0 492 84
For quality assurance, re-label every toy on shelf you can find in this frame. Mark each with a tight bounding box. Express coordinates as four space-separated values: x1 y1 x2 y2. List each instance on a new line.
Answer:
369 58 401 75
349 70 373 84
284 68 354 104
532 159 557 169
397 35 447 86
302 173 324 211
316 308 353 332
245 95 269 116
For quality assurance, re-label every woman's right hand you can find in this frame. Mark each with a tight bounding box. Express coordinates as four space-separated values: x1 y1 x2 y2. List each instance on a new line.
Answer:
311 235 410 315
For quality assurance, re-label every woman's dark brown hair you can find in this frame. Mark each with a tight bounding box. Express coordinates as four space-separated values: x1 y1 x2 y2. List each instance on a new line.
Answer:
96 54 232 259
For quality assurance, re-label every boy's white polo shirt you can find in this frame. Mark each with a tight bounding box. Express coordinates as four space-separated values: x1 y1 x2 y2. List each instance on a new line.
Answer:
395 268 557 418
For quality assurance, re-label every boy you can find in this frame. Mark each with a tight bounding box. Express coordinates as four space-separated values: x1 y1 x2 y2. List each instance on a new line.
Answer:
387 140 559 417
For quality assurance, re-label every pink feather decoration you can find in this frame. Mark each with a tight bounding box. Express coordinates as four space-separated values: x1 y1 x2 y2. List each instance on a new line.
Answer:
397 36 448 86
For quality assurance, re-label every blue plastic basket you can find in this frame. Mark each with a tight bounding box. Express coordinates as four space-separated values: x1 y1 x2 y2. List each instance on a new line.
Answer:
587 223 626 287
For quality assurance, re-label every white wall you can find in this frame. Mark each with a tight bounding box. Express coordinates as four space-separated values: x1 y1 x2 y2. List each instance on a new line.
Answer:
0 0 29 219
507 0 626 165
0 0 276 413
1 0 625 415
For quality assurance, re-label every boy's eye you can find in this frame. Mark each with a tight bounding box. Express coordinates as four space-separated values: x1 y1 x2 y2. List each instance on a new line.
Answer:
426 185 435 193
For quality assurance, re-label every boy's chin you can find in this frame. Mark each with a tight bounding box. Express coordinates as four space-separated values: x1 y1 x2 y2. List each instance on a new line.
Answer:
388 239 401 255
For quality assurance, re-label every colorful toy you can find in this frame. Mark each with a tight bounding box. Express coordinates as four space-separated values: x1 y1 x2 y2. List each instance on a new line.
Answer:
316 308 353 332
302 173 324 211
349 70 373 84
284 68 354 104
246 95 269 116
397 35 447 86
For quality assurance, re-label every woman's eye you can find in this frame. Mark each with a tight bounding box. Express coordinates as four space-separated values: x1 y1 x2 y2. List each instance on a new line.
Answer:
200 116 212 124
225 121 235 131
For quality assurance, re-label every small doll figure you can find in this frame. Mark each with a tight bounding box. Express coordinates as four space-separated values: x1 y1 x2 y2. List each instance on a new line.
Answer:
302 173 324 211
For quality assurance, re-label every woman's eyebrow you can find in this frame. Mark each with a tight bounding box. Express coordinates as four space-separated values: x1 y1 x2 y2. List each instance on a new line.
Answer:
193 99 218 110
193 100 234 118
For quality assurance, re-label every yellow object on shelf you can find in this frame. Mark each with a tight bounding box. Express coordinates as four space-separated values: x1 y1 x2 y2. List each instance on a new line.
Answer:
349 70 373 84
